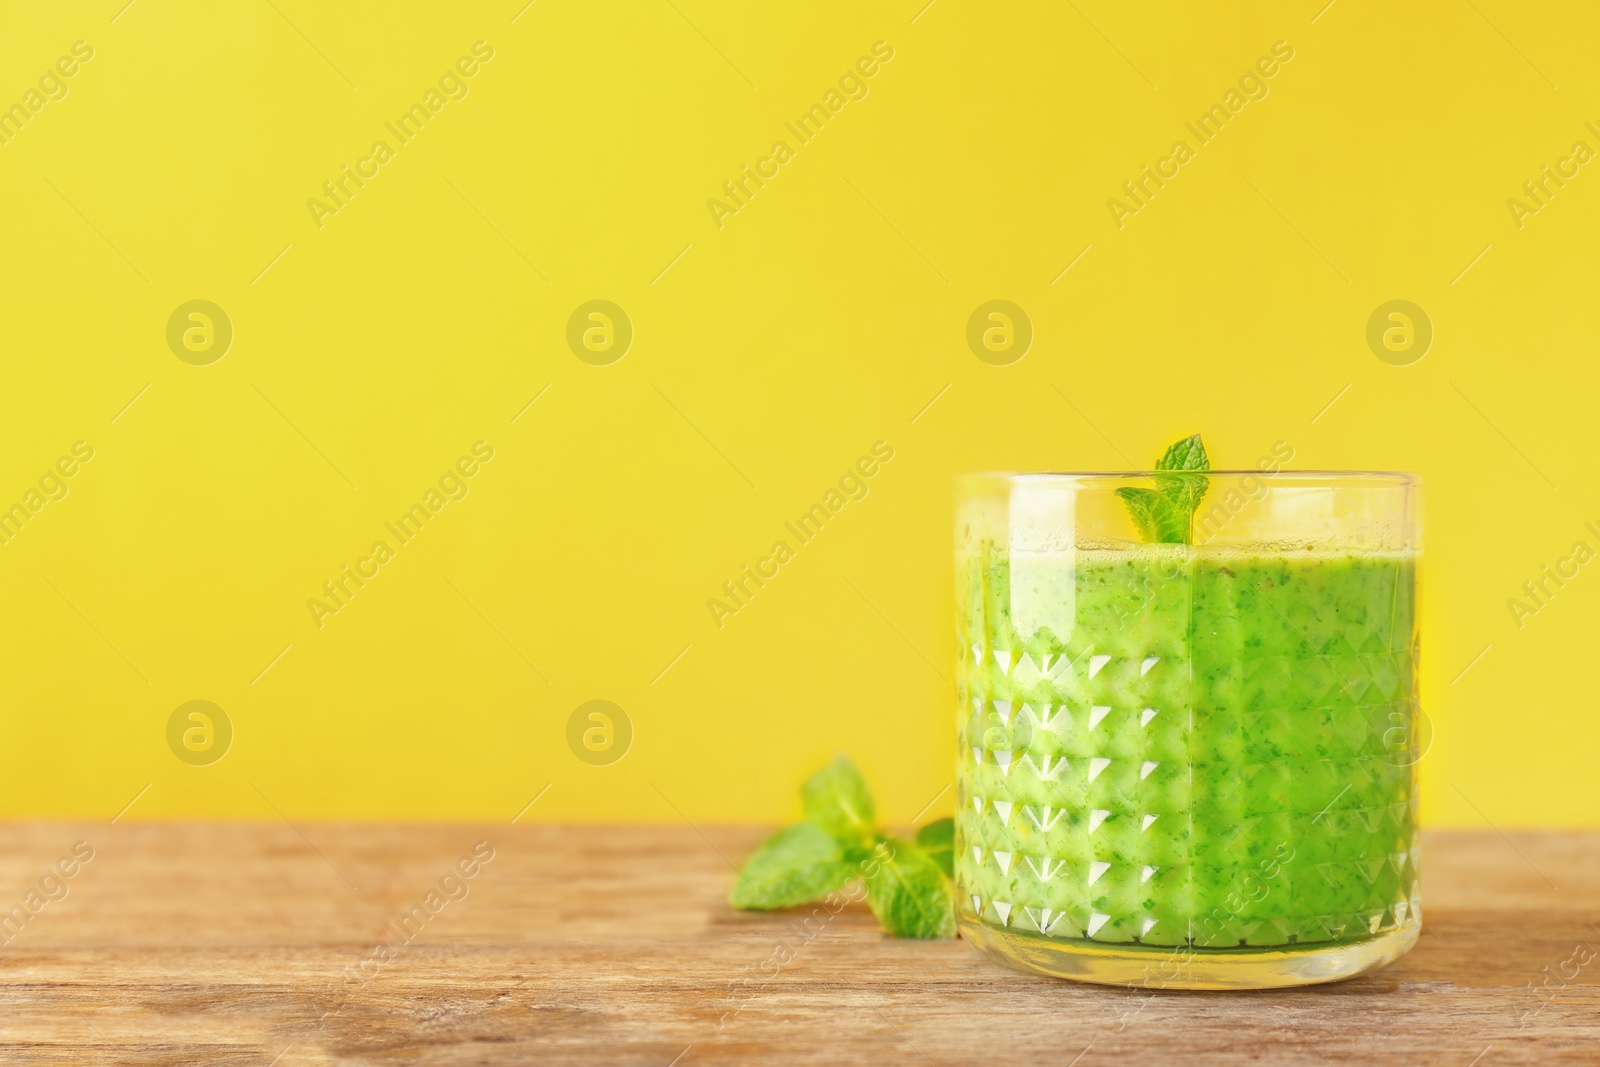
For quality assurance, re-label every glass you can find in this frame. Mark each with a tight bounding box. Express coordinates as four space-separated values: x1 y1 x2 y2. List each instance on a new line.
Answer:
953 470 1421 989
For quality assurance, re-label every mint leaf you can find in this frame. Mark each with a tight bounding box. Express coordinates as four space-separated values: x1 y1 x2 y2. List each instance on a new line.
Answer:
1118 433 1211 544
1155 432 1209 540
729 822 855 910
862 837 956 939
1115 486 1165 542
802 755 876 845
1156 473 1208 541
1117 484 1191 542
914 817 953 878
1157 433 1208 472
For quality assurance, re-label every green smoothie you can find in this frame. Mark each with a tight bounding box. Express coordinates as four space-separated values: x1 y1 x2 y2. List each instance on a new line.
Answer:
955 543 1419 949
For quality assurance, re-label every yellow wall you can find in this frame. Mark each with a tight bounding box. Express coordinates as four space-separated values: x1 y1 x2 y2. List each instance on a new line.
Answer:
1 1 1594 827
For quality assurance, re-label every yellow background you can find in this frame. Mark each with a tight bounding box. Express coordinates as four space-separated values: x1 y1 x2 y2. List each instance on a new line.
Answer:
1 0 1595 827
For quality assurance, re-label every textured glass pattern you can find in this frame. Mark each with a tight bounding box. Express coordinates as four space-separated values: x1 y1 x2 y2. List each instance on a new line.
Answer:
955 546 1420 950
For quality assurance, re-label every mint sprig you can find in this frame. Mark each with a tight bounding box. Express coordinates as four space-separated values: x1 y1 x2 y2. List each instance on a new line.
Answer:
1116 432 1210 543
729 756 955 939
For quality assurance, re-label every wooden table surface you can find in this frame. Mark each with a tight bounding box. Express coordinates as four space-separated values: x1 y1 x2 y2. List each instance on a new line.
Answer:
0 823 1595 1065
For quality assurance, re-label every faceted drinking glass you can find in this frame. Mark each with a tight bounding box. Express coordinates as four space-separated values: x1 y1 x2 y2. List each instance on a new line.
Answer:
954 470 1421 988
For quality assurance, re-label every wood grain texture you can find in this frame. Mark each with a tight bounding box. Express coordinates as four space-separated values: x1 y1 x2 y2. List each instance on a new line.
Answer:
0 823 1595 1065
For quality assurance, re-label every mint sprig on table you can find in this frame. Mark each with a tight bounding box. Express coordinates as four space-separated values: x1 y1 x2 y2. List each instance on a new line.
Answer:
729 755 956 939
1115 433 1210 543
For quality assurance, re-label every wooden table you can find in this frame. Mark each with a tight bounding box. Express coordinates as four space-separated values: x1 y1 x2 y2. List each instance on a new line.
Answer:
0 823 1594 1065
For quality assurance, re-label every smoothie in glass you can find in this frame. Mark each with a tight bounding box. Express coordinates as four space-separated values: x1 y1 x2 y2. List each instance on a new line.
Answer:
953 471 1421 987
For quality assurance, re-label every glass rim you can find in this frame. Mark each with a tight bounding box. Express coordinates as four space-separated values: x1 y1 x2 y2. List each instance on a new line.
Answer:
959 469 1419 484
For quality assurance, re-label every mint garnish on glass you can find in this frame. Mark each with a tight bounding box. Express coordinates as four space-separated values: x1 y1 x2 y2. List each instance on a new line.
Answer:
1115 433 1210 543
729 755 956 939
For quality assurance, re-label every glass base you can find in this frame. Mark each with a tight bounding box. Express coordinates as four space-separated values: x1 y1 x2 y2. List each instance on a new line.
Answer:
959 909 1420 990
